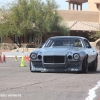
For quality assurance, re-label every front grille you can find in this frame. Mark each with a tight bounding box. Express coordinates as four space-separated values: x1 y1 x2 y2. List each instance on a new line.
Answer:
32 61 42 67
44 56 65 63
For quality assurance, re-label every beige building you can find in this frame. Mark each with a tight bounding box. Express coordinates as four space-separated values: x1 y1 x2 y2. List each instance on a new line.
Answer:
56 0 100 48
88 0 100 11
58 0 100 22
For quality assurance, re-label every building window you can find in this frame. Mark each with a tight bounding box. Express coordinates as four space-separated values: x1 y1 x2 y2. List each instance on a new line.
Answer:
95 3 100 11
28 35 34 42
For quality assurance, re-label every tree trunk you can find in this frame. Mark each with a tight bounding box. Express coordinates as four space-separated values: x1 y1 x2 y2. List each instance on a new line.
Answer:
18 36 21 47
40 32 42 45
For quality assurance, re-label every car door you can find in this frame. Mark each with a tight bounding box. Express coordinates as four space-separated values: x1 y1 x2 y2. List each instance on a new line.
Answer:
83 39 96 63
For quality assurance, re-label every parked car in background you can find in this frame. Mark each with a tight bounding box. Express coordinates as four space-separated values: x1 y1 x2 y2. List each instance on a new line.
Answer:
30 36 98 73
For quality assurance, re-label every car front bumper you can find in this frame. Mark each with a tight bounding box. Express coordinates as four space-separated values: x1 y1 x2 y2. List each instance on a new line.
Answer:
30 61 82 72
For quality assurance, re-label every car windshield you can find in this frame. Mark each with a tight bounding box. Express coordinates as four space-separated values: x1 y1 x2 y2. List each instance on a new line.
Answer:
44 38 82 47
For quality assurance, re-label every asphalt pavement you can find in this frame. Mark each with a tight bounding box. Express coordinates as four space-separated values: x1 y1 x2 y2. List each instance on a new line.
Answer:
0 57 100 100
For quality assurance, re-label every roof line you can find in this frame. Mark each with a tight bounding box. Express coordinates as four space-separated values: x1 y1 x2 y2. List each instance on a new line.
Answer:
69 21 77 29
68 21 100 31
80 21 100 31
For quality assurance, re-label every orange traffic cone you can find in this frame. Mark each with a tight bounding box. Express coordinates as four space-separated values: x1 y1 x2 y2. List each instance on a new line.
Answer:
26 56 28 61
24 56 27 61
27 56 30 62
0 55 3 63
25 56 29 62
3 55 6 62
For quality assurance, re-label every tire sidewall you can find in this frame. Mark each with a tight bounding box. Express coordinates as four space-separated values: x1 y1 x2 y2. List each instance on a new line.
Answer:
94 57 97 71
82 57 88 73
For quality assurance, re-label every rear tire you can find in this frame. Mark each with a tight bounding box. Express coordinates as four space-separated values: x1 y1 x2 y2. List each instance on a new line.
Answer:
82 56 88 73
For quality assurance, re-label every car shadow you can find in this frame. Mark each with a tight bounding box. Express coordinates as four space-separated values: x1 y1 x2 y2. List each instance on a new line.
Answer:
42 70 100 74
41 71 81 74
30 70 100 74
88 70 100 74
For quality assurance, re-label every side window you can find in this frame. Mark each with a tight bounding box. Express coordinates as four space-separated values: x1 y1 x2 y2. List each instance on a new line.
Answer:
45 39 54 47
84 39 91 48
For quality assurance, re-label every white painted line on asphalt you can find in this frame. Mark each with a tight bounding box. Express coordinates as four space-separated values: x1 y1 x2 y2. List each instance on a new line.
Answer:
85 81 100 100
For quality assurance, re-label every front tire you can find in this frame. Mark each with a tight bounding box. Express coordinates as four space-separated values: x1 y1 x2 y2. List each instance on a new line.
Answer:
89 56 98 71
30 62 34 72
82 56 88 73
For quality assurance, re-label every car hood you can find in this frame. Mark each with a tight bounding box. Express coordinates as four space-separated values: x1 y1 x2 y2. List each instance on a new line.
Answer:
37 47 84 56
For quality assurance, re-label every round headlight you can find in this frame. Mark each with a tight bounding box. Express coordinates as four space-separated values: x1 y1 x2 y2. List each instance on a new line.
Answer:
30 53 37 59
73 53 80 60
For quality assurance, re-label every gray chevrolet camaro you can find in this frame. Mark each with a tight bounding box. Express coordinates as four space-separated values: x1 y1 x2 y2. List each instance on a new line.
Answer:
30 36 98 73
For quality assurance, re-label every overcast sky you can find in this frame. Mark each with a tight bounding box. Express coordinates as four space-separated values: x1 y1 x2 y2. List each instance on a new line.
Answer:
0 0 88 10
